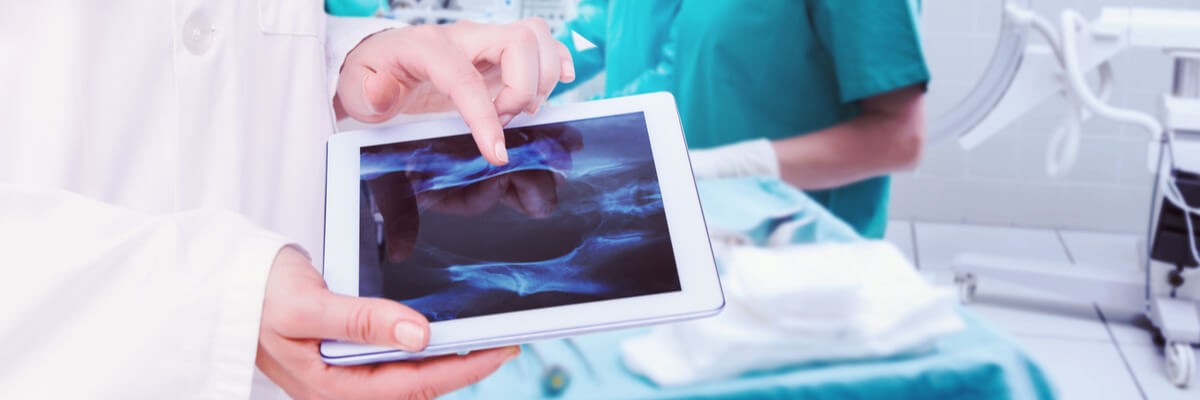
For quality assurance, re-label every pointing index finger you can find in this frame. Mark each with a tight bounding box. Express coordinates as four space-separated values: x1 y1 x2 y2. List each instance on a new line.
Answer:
410 34 509 166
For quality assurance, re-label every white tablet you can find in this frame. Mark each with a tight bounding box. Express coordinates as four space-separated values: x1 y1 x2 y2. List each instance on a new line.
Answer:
321 92 723 365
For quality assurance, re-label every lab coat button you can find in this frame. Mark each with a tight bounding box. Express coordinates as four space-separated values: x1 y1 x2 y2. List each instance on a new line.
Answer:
182 12 214 55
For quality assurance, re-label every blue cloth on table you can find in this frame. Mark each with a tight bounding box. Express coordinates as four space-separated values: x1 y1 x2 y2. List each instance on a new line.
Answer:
440 177 1056 399
696 178 860 246
443 311 1053 400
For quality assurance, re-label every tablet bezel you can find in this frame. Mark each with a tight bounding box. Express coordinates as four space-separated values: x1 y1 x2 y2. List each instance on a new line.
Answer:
321 92 723 361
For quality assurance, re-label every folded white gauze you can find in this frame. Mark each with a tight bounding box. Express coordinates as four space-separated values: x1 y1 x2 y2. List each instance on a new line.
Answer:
621 241 965 386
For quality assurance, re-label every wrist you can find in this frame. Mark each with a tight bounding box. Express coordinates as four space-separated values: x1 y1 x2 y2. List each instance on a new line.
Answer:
688 138 780 180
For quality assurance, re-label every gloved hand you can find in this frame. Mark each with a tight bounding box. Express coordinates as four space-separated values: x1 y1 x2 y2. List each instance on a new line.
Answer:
688 138 781 180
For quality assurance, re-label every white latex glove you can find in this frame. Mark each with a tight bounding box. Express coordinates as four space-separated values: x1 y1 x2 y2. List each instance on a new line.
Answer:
687 138 781 179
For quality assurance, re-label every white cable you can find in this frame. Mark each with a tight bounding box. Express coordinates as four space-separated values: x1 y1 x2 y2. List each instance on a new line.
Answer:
1045 62 1115 176
1160 135 1200 267
1046 101 1083 176
1009 7 1076 175
1059 10 1164 141
1048 9 1195 265
1178 187 1200 267
1013 8 1114 176
1012 7 1063 60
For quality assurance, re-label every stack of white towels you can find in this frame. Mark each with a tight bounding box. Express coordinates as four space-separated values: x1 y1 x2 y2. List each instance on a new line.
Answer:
621 241 964 386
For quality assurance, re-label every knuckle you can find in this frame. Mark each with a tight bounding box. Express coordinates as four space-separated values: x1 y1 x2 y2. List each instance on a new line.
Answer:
451 19 477 32
508 26 538 46
510 87 536 104
540 77 558 92
405 25 443 42
521 17 550 32
344 305 376 344
447 69 486 94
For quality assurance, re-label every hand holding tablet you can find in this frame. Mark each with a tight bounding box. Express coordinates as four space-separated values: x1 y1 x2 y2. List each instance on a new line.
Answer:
256 247 520 399
323 93 724 365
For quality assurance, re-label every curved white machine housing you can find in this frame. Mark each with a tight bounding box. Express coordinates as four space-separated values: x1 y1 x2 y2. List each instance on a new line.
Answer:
938 2 1200 390
940 5 1200 161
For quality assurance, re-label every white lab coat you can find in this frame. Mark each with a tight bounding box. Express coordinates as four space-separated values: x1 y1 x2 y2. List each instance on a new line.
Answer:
0 1 398 398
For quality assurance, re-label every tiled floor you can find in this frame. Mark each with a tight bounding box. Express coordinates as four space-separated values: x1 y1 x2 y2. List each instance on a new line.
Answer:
885 220 1200 400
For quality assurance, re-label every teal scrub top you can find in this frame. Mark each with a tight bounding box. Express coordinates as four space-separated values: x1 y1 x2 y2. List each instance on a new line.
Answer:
325 0 381 17
558 0 929 239
553 0 680 98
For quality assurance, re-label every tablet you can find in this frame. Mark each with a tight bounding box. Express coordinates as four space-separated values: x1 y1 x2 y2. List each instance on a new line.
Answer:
321 92 723 365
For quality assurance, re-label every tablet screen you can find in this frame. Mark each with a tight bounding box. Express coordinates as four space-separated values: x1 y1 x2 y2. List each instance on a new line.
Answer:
358 112 682 322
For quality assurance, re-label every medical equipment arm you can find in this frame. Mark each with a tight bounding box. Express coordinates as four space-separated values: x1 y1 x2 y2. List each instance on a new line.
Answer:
0 185 289 398
942 5 1200 387
944 4 1200 258
952 7 1200 156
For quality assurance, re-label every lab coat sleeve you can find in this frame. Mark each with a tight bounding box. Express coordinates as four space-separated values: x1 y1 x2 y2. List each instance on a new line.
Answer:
0 186 290 398
324 15 407 101
550 0 609 97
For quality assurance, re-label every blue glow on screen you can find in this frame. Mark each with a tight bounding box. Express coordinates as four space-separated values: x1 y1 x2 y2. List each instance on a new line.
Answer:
359 113 681 321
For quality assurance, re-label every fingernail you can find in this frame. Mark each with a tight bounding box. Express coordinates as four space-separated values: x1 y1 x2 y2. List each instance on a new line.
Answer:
493 141 509 164
503 346 521 362
393 321 426 351
562 60 576 82
498 113 514 126
363 72 396 115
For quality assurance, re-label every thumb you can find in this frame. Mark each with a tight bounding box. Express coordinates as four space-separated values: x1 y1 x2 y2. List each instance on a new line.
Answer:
338 62 406 124
311 292 431 352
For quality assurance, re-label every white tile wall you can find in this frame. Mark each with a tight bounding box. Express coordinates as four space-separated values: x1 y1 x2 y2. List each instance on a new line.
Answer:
900 0 1200 233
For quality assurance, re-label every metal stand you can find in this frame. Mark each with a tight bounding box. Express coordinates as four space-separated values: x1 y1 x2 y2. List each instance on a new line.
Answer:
952 54 1200 389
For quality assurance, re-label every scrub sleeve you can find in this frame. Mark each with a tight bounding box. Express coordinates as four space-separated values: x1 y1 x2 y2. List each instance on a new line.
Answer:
797 0 931 238
552 0 680 98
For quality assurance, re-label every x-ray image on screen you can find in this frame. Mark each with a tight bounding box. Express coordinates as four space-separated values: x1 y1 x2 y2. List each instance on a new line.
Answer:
358 112 681 322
